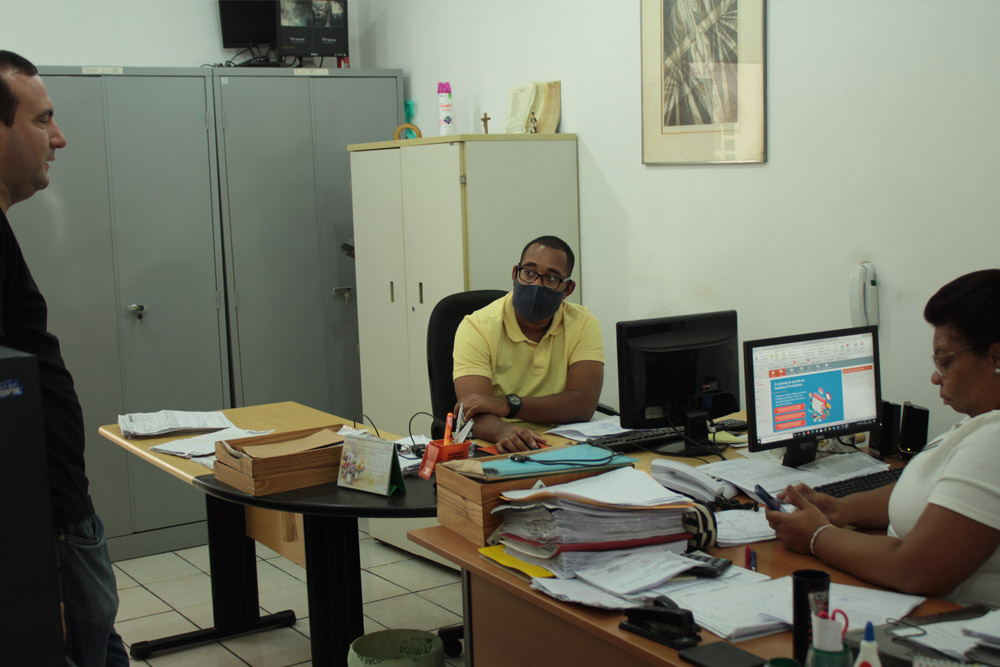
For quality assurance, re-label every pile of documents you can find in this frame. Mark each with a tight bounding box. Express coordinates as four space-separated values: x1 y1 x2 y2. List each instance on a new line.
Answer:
490 467 699 586
892 609 1000 663
118 410 235 438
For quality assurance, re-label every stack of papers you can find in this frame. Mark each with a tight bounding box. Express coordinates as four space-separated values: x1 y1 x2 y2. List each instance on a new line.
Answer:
501 542 685 580
895 610 1000 662
149 427 272 459
501 467 693 508
118 410 235 437
714 509 776 546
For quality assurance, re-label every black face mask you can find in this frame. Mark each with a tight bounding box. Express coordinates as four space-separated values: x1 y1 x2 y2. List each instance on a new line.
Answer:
512 280 564 323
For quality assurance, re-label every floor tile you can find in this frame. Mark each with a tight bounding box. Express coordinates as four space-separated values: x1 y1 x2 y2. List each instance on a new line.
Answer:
257 558 304 592
362 570 408 603
256 542 281 560
146 641 245 666
174 544 211 574
363 593 462 632
418 582 464 616
367 558 460 592
222 625 312 667
144 572 213 610
293 616 311 638
363 616 386 635
359 537 413 568
116 586 172 622
269 555 307 582
114 565 140 590
258 580 310 619
173 601 215 630
115 552 202 585
116 611 198 649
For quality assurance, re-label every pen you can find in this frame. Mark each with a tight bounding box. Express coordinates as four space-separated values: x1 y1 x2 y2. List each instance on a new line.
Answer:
745 545 752 569
750 550 757 572
443 412 454 446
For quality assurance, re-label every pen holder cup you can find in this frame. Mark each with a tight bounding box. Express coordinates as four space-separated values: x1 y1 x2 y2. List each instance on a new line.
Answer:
418 439 471 480
792 569 831 665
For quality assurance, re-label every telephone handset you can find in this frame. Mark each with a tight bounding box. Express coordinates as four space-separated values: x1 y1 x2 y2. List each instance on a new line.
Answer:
650 458 737 503
850 262 879 326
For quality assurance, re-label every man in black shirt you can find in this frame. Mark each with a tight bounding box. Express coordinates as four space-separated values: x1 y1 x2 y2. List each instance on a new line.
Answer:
0 51 127 666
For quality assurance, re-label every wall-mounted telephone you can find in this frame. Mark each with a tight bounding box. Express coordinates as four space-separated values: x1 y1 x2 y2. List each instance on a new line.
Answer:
850 262 879 326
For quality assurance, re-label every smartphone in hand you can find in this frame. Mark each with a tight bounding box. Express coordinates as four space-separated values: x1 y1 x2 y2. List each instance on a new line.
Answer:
754 484 784 511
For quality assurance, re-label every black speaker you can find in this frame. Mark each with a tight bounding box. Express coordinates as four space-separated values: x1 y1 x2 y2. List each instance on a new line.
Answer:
899 401 930 460
869 400 901 459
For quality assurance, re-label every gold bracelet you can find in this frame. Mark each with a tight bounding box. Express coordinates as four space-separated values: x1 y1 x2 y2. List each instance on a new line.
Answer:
809 524 835 555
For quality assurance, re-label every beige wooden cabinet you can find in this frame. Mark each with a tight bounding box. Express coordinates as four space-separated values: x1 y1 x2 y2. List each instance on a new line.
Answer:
348 135 581 560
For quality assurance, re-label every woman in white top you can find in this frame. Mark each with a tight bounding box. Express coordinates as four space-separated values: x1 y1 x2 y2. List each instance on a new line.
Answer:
766 269 1000 606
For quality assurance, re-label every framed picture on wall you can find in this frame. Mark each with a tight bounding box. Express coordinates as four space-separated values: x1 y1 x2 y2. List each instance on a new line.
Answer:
641 0 766 164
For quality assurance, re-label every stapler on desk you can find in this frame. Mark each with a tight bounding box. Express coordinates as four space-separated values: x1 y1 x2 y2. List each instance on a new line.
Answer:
620 596 702 650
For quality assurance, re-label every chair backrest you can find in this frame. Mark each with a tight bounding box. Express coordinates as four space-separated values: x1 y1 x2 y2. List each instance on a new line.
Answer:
426 289 507 437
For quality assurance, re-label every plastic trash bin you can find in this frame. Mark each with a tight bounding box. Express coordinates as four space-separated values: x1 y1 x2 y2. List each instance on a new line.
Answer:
347 629 445 666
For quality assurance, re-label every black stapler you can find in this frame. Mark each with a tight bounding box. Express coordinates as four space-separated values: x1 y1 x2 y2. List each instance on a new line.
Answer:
620 596 701 649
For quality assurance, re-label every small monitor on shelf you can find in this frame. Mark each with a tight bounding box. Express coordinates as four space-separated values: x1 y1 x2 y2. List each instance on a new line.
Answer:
742 325 882 467
219 0 278 49
616 310 740 456
277 0 349 59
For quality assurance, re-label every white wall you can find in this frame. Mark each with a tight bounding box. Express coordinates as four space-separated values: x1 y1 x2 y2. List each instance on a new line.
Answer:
2 0 997 437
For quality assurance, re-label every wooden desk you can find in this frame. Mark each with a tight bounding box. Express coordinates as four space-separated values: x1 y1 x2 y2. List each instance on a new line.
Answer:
409 526 957 667
100 401 438 667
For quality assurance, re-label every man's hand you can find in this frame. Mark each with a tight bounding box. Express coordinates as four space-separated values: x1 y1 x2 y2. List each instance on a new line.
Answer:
493 423 547 454
455 392 508 419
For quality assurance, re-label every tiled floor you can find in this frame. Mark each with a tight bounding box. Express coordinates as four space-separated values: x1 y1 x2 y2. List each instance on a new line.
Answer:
113 527 466 667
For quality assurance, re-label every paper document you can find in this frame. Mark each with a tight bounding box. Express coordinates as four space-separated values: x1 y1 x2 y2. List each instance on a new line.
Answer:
628 563 770 602
670 576 789 641
715 509 777 546
530 576 640 610
756 578 925 633
575 549 695 596
149 427 273 458
698 452 889 495
893 619 980 662
502 467 692 508
546 417 630 441
118 410 235 438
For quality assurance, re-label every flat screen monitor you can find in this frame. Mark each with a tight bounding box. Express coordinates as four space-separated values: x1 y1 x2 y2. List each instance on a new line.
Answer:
219 0 277 48
616 310 740 452
277 0 349 58
743 326 882 467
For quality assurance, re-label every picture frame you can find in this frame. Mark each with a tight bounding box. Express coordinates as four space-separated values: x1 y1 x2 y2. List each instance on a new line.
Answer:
641 0 766 165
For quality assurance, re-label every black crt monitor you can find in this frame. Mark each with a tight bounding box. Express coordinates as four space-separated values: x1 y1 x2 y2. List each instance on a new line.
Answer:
743 326 882 467
219 0 278 48
616 310 740 454
277 0 349 58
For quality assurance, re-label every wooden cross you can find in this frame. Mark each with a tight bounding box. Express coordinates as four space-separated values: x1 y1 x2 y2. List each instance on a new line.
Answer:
481 112 491 134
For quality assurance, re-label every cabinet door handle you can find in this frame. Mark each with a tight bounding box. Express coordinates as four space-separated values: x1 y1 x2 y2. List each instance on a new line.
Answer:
419 282 424 304
390 281 395 303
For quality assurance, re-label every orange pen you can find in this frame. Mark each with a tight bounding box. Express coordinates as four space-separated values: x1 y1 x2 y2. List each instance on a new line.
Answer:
443 412 454 445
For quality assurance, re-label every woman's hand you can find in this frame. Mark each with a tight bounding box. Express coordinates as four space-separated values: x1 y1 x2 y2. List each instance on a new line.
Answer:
766 484 834 554
778 483 849 526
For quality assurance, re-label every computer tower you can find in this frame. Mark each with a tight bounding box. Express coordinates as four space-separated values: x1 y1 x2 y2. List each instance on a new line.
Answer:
898 401 930 461
869 400 901 459
0 347 64 664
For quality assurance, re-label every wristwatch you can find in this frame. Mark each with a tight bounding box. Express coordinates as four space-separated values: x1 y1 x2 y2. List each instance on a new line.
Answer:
505 394 522 419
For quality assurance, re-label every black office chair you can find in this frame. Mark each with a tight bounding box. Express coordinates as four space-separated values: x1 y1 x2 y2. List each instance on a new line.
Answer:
426 289 508 439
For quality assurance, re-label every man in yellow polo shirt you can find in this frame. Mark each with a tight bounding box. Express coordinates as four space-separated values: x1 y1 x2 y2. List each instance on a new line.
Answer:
453 235 604 453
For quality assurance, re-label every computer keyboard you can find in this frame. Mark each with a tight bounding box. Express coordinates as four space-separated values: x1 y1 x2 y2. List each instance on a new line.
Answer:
588 426 684 453
812 466 904 498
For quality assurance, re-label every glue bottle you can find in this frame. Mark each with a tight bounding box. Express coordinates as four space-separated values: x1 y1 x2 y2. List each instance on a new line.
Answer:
851 621 881 667
438 82 455 135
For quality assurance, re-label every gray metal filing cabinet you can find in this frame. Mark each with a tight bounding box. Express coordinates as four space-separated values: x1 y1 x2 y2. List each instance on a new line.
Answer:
10 66 402 558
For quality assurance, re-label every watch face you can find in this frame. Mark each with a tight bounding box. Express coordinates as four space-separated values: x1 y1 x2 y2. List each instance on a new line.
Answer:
508 394 521 407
